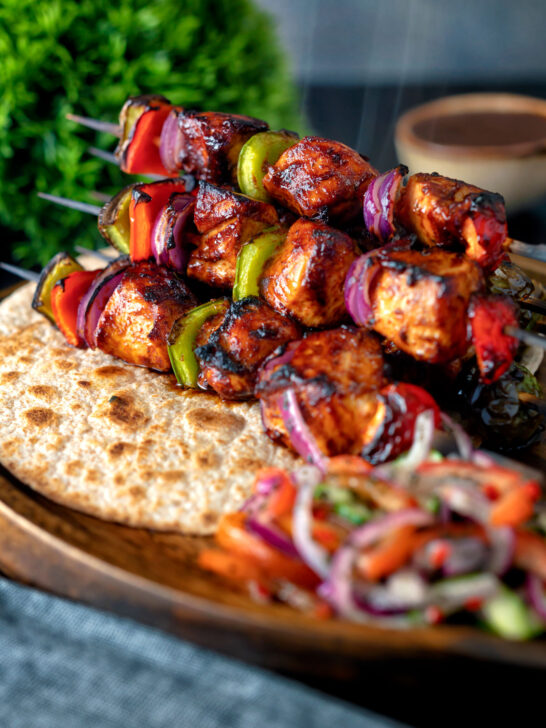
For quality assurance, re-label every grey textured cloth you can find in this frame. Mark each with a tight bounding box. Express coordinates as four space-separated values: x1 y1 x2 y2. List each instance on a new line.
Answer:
0 577 409 728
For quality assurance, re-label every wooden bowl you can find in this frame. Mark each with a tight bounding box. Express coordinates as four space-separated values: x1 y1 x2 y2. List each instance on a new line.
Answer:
395 93 546 213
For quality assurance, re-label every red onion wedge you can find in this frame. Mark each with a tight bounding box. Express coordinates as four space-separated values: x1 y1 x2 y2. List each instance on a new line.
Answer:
159 108 184 174
344 251 381 326
151 193 195 272
363 165 407 241
277 389 329 472
76 256 130 348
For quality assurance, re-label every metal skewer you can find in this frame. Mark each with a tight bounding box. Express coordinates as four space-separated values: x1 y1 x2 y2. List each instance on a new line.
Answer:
2 260 545 354
505 326 546 351
66 113 121 137
88 146 119 165
74 246 113 262
37 192 101 216
0 262 39 282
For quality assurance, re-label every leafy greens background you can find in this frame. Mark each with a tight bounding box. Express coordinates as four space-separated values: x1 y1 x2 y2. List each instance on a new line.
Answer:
0 0 302 266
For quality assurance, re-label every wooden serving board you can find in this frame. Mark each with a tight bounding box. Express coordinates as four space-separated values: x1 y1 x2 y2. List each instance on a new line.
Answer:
0 256 544 710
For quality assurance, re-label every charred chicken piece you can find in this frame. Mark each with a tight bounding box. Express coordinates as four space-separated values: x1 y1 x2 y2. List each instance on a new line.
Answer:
95 261 197 372
262 136 377 222
177 110 269 184
194 296 301 400
396 173 508 271
369 245 483 364
260 218 358 327
256 327 388 456
188 182 280 289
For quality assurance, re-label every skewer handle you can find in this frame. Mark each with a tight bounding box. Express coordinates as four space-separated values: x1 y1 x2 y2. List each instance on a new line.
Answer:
66 113 121 137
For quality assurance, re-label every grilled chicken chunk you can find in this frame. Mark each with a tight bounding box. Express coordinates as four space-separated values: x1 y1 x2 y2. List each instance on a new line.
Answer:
260 218 358 327
95 261 197 371
262 136 377 221
256 327 388 456
194 296 301 400
369 245 483 363
178 111 268 183
188 182 279 289
396 173 507 270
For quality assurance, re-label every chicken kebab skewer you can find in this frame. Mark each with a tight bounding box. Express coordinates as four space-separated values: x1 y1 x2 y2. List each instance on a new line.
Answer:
66 94 545 265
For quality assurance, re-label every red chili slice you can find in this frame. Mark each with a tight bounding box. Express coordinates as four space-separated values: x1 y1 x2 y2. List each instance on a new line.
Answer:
50 269 102 347
122 103 179 177
129 179 192 261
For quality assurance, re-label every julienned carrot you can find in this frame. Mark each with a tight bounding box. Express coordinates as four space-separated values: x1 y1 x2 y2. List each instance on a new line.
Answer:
215 513 319 589
327 455 372 476
356 525 417 582
490 484 540 527
514 530 546 581
198 549 266 584
263 472 297 520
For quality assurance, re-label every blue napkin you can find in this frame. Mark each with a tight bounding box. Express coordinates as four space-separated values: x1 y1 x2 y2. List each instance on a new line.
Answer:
0 577 410 728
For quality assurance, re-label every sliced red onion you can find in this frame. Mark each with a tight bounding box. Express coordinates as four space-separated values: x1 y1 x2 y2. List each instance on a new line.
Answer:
396 409 436 471
324 509 433 623
352 508 434 551
526 574 546 622
356 570 429 615
443 538 487 577
151 194 195 272
247 517 299 559
436 482 491 524
488 526 516 576
344 251 380 326
159 109 184 174
363 165 407 241
278 389 328 472
76 256 130 348
440 413 474 461
292 466 330 578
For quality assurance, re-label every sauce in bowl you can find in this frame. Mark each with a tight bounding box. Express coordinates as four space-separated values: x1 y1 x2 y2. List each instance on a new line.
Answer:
413 112 546 148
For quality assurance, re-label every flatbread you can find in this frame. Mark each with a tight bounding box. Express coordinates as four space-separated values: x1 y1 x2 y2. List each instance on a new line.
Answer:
0 282 298 534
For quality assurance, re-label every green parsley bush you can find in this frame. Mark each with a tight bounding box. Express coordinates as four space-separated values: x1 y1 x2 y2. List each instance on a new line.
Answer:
0 0 302 266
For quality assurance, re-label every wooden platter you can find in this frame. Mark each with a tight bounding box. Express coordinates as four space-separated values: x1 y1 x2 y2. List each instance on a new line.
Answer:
0 256 544 702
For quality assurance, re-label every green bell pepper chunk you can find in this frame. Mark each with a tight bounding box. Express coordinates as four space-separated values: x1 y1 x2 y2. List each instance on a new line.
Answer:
232 228 286 301
31 252 83 323
97 183 135 255
237 130 298 202
168 298 229 388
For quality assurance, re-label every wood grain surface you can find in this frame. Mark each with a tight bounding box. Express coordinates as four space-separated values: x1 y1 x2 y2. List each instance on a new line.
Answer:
0 252 544 686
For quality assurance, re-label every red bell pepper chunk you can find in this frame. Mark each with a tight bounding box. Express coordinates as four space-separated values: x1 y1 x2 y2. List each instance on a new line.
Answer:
50 269 101 347
468 293 519 384
129 179 192 261
122 103 179 177
361 382 441 464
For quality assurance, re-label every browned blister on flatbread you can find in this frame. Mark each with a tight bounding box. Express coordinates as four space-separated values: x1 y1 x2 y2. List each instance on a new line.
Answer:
0 283 298 534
